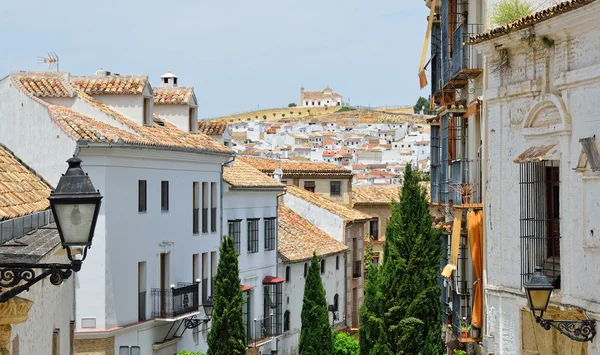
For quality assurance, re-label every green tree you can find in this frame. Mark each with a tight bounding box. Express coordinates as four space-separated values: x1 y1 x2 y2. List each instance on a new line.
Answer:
207 236 246 355
262 115 267 120
288 102 297 107
359 165 442 354
491 0 533 26
336 106 356 113
364 234 376 280
272 112 276 117
176 352 207 355
413 96 431 114
333 331 359 355
282 113 286 118
299 253 333 355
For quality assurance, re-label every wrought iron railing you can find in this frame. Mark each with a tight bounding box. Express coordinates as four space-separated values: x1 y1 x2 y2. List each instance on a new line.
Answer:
151 283 199 319
248 314 282 346
193 208 199 234
202 208 208 233
448 159 482 205
451 289 472 338
353 260 362 278
450 24 484 79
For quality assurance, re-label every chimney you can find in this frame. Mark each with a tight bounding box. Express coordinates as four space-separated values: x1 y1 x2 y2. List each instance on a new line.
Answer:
94 67 107 76
161 70 178 88
272 168 283 183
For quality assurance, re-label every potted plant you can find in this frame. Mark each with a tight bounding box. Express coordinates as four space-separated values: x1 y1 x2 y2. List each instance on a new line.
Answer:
460 318 470 338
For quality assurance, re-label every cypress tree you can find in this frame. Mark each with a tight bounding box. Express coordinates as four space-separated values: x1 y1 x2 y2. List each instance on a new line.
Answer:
299 252 333 355
207 236 246 355
360 165 442 354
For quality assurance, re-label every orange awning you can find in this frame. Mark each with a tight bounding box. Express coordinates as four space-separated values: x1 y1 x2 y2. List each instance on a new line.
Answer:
241 284 254 292
468 210 483 328
263 276 285 284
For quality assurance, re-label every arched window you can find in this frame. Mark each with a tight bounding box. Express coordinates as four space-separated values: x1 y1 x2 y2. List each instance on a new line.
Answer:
334 294 339 311
285 266 291 282
284 310 290 331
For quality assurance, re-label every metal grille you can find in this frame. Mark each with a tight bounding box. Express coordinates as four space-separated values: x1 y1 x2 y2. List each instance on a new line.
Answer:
228 220 241 254
243 290 252 344
151 283 199 318
264 218 276 251
431 126 441 203
519 161 561 288
440 116 450 204
247 219 259 253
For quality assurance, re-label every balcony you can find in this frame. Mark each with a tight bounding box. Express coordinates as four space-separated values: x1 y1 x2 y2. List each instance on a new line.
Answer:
151 283 199 319
448 159 482 207
248 314 282 347
440 24 484 91
193 208 199 234
353 260 362 278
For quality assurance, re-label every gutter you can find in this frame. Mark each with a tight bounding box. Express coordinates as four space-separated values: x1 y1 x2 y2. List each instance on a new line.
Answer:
76 140 233 157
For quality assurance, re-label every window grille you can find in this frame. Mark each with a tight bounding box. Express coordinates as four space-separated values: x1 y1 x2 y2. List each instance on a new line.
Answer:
519 160 561 288
330 181 342 195
264 218 276 251
228 220 241 254
431 126 441 203
247 219 259 253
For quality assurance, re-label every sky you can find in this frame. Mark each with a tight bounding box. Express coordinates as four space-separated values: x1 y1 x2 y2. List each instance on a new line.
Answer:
0 0 429 118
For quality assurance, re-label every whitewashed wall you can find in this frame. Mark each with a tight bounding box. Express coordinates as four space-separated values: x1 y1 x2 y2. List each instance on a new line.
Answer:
154 104 193 133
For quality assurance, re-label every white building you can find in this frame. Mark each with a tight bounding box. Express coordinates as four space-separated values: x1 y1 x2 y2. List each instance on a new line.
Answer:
198 120 233 148
300 87 343 107
222 160 286 354
0 145 75 355
472 2 600 353
277 206 348 355
0 70 233 354
153 71 198 133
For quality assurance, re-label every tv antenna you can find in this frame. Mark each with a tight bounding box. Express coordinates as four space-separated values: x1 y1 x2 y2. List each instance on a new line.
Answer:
38 53 59 72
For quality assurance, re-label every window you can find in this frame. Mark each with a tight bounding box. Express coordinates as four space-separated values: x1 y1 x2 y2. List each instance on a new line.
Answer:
369 218 379 240
202 253 208 302
336 255 340 270
192 254 199 282
519 160 561 288
243 290 252 342
264 283 283 335
228 220 242 254
202 182 208 233
247 219 259 253
189 107 197 132
143 97 152 126
333 294 339 311
330 181 342 196
303 263 308 277
320 259 325 274
284 310 290 331
211 251 217 297
264 218 276 251
211 183 217 232
285 266 291 282
161 181 169 211
138 180 147 212
138 262 147 321
304 181 315 192
281 180 288 184
193 182 200 234
52 329 59 355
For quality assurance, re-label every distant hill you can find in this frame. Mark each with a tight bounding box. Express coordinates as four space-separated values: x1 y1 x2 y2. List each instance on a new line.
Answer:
207 106 430 124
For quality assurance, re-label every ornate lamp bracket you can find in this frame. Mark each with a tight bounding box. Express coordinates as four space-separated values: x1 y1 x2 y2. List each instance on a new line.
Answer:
536 315 596 342
183 315 211 329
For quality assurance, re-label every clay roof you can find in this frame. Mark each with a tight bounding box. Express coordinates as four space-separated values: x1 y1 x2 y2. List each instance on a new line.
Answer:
352 185 400 206
286 184 371 221
71 75 148 95
238 157 353 177
153 86 194 105
198 120 227 136
278 206 348 262
14 72 74 98
468 0 594 45
0 145 51 221
223 160 285 189
303 89 342 100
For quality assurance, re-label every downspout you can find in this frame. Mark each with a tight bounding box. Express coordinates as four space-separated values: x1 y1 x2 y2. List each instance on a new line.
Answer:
220 155 236 240
481 0 489 342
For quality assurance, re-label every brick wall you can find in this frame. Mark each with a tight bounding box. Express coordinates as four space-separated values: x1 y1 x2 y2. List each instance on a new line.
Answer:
74 337 115 355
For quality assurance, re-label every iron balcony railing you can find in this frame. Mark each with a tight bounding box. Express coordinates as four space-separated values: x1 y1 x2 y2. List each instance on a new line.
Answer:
451 289 472 339
353 260 362 278
193 208 199 234
248 314 282 346
448 159 482 205
450 24 484 80
202 208 208 233
151 283 199 319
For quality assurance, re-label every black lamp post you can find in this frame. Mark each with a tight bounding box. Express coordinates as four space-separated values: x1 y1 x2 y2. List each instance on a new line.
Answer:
184 296 214 329
327 304 338 327
524 266 596 342
0 157 102 302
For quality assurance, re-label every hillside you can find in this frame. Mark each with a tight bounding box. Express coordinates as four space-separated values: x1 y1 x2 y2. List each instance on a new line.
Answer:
209 106 429 124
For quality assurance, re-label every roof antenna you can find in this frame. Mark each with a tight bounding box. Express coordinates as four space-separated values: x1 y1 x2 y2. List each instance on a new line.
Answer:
38 52 59 72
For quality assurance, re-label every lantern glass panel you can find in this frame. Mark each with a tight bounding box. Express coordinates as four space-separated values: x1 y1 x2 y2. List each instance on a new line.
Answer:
527 289 551 313
54 203 97 246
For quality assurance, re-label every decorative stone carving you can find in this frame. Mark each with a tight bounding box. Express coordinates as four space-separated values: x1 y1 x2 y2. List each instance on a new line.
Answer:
0 297 33 355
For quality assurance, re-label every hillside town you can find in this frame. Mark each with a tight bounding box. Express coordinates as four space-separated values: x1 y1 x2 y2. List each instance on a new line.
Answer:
1 0 600 355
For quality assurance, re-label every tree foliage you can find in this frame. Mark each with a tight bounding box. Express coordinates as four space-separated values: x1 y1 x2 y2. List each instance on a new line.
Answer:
176 352 207 355
490 0 533 26
337 106 356 113
333 331 359 355
207 236 246 355
413 96 432 115
299 253 333 355
288 102 297 107
359 165 442 354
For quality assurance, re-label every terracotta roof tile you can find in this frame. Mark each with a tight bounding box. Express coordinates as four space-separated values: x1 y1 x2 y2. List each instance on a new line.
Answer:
278 206 348 262
352 185 400 206
16 72 74 98
286 184 371 221
238 157 353 177
223 160 285 189
0 145 51 221
153 86 194 105
71 75 148 95
198 120 227 136
468 0 594 45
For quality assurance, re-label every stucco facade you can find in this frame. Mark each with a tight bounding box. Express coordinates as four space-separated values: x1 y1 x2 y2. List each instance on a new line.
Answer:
474 3 600 354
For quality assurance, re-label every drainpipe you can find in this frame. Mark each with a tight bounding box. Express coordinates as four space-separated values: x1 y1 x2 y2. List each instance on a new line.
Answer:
220 155 236 240
481 55 489 340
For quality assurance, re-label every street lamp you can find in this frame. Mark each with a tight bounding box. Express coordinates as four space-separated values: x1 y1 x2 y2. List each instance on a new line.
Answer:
524 266 596 342
0 157 102 302
184 296 214 329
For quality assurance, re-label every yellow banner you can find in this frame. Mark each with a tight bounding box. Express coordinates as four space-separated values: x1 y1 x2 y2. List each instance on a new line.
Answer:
441 209 463 278
418 0 437 89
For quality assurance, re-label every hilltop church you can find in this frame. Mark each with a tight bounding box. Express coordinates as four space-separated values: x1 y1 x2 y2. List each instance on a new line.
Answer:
300 86 343 107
